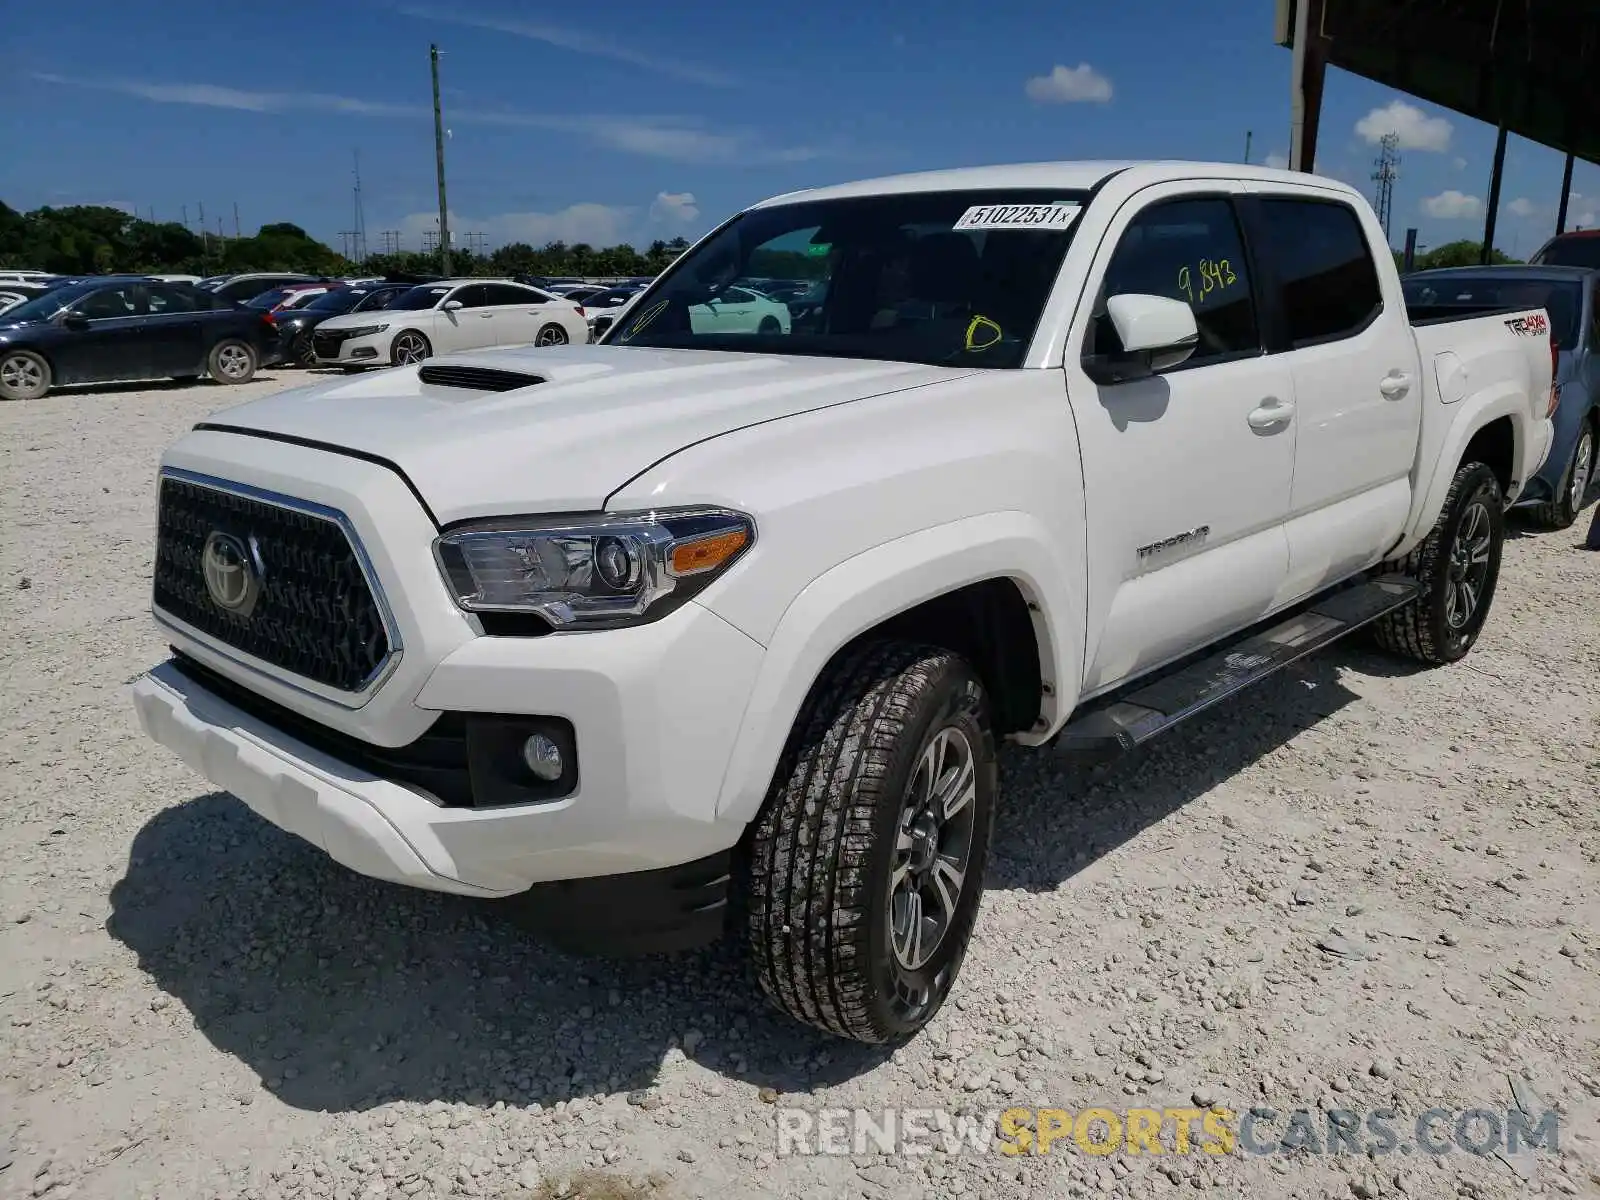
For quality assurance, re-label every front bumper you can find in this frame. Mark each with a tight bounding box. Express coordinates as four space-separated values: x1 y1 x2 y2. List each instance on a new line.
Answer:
132 597 764 900
312 329 390 366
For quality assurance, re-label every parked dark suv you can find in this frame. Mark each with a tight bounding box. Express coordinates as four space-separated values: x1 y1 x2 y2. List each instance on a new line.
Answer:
0 278 281 400
1530 231 1600 269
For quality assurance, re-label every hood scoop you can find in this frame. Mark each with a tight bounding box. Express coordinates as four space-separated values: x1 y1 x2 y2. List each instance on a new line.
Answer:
418 363 545 393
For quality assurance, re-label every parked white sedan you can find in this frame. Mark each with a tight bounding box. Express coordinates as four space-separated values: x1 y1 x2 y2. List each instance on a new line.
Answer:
689 285 791 335
311 279 589 368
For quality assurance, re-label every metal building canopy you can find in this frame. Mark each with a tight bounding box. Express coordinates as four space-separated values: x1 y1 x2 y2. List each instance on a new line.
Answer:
1275 0 1600 167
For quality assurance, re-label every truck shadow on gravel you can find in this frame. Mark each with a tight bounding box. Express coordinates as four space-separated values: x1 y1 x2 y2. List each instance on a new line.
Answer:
106 651 1391 1114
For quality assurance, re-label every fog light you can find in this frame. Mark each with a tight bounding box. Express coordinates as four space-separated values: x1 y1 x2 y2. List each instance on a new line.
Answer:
521 733 564 782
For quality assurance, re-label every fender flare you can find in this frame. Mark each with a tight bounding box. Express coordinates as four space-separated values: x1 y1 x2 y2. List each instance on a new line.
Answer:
710 510 1081 827
1395 388 1531 558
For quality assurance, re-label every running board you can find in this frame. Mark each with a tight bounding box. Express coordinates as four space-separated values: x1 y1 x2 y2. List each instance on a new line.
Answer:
1053 574 1419 763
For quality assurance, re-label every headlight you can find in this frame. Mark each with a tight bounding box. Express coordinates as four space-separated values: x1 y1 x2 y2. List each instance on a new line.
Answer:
434 508 755 629
341 324 388 338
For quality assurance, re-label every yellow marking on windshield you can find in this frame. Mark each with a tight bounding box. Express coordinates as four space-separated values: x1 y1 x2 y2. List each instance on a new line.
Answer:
964 314 1003 352
619 299 669 342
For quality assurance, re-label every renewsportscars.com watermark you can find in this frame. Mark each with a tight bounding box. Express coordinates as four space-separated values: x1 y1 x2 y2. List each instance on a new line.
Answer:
774 1105 1561 1159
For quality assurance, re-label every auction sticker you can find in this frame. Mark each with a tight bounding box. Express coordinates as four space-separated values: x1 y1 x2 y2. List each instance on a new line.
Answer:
953 203 1082 231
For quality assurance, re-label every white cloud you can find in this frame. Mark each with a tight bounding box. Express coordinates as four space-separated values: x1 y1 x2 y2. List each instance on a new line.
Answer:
30 72 821 165
1421 190 1482 219
397 5 734 87
1355 101 1452 152
1025 63 1113 104
397 204 635 250
649 192 699 224
1263 151 1289 169
1452 156 1469 171
1507 197 1538 219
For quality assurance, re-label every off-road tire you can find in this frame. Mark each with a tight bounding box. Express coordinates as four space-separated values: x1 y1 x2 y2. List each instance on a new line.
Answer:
1373 461 1504 665
1529 418 1595 530
743 640 998 1044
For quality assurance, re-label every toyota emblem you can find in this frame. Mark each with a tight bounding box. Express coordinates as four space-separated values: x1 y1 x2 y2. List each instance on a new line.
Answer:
201 531 262 618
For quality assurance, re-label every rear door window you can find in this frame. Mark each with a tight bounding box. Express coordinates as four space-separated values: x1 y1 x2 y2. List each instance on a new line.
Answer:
1256 199 1383 346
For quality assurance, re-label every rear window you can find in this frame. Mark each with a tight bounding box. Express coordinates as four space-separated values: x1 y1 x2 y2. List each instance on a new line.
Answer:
1401 274 1582 347
1257 198 1383 346
1531 235 1600 269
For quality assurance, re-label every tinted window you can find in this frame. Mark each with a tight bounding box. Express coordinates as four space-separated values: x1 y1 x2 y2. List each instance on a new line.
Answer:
449 285 492 309
1089 197 1258 368
389 285 452 310
146 284 203 314
608 188 1091 367
586 288 636 308
75 286 140 319
306 289 363 314
248 289 289 310
1258 199 1382 345
481 284 543 306
1532 236 1600 269
356 287 407 312
1401 274 1583 347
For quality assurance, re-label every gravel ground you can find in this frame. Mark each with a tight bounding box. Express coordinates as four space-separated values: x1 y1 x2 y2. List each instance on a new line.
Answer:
3 372 1600 1200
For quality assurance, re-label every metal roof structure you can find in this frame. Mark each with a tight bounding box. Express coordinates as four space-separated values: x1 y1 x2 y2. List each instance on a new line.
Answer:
1275 0 1599 258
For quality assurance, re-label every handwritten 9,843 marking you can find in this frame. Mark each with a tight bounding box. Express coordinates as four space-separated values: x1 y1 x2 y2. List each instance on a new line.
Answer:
1177 259 1238 306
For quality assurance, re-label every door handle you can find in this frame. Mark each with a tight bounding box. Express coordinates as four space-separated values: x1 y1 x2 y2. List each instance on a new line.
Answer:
1379 371 1412 399
1247 398 1295 430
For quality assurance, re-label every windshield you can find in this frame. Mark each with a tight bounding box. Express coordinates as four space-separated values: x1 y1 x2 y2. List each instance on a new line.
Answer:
1532 236 1600 269
1403 274 1583 346
586 288 637 307
606 188 1091 367
390 285 451 311
0 283 91 323
248 289 289 309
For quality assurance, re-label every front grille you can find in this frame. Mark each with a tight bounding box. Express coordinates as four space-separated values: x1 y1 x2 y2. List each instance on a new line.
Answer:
418 364 543 392
172 653 471 806
312 329 353 359
153 474 392 693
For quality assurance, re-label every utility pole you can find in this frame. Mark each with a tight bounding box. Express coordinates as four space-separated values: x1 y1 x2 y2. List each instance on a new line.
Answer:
233 202 241 238
430 44 452 276
182 204 189 231
353 149 369 265
1244 130 1252 165
1371 132 1400 242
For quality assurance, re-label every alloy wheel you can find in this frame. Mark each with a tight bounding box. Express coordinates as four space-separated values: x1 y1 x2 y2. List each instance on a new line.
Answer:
887 725 977 974
1570 430 1594 514
216 345 252 380
393 333 429 364
536 325 569 347
1444 500 1493 633
1 355 43 394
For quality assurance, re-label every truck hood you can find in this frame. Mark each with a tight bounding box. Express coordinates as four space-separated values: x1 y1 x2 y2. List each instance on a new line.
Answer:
202 343 976 524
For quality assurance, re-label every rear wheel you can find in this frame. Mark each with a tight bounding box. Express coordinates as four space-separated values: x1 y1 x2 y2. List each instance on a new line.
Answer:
757 315 782 335
535 323 569 347
743 641 997 1044
207 340 257 385
1373 461 1504 665
0 350 50 401
1529 422 1595 530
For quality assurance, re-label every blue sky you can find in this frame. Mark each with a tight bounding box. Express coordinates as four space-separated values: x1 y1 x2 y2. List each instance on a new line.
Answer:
5 0 1597 258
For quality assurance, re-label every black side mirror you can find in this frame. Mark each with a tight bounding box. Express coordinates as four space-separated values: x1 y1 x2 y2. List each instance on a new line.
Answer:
62 313 90 331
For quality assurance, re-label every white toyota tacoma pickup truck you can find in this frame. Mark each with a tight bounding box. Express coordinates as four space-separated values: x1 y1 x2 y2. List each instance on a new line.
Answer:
133 161 1556 1045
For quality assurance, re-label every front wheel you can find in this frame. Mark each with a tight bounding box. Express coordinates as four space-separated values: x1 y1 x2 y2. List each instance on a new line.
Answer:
1373 460 1504 664
1530 422 1595 530
391 330 432 365
207 339 257 385
743 641 997 1044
